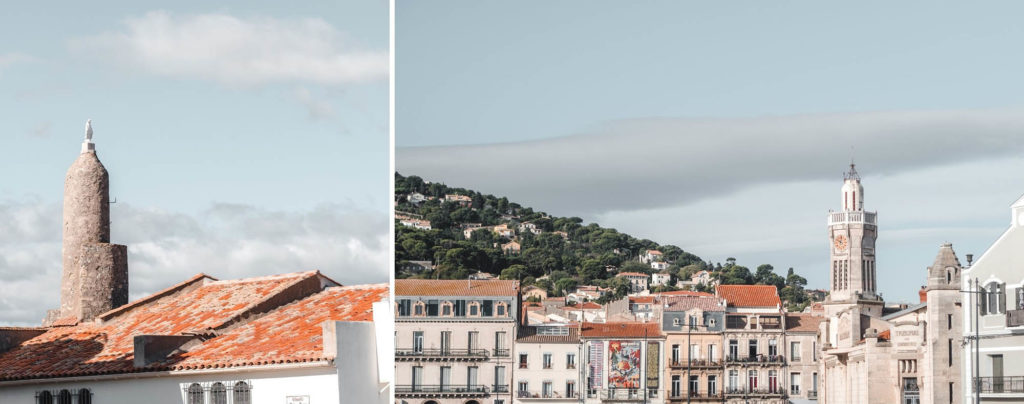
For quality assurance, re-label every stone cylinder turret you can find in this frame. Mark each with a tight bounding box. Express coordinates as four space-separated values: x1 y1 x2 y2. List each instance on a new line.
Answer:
50 121 128 324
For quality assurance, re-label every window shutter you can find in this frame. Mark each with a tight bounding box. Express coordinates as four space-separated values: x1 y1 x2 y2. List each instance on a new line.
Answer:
980 285 988 315
1000 283 1007 314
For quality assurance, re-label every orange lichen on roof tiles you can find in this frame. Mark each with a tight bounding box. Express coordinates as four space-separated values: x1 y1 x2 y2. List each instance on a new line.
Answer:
395 279 519 296
0 271 374 381
173 284 387 369
582 322 662 338
716 285 781 308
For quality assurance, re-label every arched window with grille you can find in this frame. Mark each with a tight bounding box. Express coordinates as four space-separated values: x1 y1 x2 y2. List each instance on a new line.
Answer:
37 391 53 404
234 381 252 404
57 390 72 404
77 389 91 404
211 382 227 404
187 383 204 404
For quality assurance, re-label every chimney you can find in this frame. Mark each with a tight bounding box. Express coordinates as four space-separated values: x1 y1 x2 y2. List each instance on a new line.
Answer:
919 287 927 303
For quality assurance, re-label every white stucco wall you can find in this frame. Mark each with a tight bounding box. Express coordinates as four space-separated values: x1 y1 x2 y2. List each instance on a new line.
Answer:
0 365 339 404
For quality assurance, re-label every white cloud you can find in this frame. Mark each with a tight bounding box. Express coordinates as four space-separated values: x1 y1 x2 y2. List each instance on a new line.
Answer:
0 53 35 74
397 107 1024 216
0 200 388 326
70 11 387 86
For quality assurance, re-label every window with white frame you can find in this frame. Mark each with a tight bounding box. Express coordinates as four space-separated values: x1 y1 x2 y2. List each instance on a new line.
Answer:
791 373 801 395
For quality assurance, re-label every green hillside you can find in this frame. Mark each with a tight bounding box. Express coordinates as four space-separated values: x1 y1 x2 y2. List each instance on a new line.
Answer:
394 173 813 310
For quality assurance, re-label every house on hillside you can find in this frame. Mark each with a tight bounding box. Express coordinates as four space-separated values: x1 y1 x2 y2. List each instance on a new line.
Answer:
616 272 650 293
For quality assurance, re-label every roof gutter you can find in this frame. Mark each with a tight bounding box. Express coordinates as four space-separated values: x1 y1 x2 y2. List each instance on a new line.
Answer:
0 360 334 387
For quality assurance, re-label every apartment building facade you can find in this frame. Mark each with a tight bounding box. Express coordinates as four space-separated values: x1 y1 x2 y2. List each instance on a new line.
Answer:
717 285 788 404
662 296 727 403
785 314 823 404
514 326 582 403
395 279 521 404
581 322 665 404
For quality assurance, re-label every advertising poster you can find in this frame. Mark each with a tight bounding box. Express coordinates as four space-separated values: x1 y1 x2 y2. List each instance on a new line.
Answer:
608 340 641 388
589 341 604 388
646 341 659 388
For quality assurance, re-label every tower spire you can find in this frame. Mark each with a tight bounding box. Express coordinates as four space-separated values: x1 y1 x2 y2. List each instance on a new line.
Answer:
81 119 95 153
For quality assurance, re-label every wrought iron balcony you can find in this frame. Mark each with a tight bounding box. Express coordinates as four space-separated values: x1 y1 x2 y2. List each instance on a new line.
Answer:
808 390 818 399
723 387 785 398
669 359 722 369
517 390 579 399
394 384 489 397
976 376 1024 394
493 348 511 357
394 348 489 361
725 354 785 365
1007 310 1024 327
589 388 659 401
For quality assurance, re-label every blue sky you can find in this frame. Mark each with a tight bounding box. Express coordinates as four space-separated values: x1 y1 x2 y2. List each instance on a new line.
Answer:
0 0 388 325
396 1 1024 303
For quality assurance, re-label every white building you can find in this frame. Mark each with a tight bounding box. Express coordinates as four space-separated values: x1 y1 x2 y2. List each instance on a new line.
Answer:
514 326 581 403
961 194 1024 403
651 272 671 287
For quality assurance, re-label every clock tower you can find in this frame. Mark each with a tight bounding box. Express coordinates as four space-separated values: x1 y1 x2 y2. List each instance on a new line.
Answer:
826 163 883 316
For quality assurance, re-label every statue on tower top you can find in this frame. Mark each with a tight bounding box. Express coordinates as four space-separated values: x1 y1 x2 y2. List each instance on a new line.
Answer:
81 119 95 153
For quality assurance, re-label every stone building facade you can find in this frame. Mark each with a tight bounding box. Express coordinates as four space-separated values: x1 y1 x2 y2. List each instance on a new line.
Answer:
817 165 963 404
395 279 520 404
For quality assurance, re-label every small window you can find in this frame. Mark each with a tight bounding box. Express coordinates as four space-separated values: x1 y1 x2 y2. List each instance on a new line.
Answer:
211 382 227 404
233 381 251 404
673 317 680 326
78 389 91 404
497 303 506 316
187 383 204 404
37 391 53 404
57 390 72 404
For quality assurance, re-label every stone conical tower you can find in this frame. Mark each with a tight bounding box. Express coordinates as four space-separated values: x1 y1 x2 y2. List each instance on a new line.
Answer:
47 120 128 325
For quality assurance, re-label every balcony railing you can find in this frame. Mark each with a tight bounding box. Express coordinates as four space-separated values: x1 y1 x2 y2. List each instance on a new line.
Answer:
672 359 721 368
394 384 489 397
493 348 511 357
725 355 785 365
395 348 489 360
587 388 659 400
668 391 723 400
724 387 785 397
976 376 1024 394
808 390 818 399
493 384 509 394
517 390 579 399
828 211 877 225
1008 310 1024 327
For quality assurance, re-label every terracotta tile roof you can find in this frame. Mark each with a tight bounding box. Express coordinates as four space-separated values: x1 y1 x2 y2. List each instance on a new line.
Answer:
172 284 387 369
656 290 714 298
0 271 385 381
664 296 725 312
716 285 781 308
629 296 655 304
581 322 662 338
564 302 602 310
516 326 580 343
785 313 825 333
395 279 519 297
616 272 648 278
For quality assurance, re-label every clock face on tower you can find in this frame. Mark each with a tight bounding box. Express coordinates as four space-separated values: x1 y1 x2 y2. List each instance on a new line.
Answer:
834 235 849 252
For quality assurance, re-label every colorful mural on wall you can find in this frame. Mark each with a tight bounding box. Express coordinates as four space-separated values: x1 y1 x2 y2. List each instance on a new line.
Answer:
608 340 641 388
